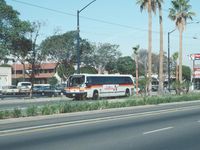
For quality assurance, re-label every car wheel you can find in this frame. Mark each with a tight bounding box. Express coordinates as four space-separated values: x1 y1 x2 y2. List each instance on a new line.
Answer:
125 89 130 97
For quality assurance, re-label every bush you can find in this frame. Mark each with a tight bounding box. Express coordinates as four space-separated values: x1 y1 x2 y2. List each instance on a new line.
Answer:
12 108 22 118
0 111 4 119
26 106 38 116
59 102 74 113
1 92 200 120
100 101 109 109
41 105 52 115
4 110 11 119
125 100 137 107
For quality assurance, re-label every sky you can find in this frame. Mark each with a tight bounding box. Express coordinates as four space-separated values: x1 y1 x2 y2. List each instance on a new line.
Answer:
5 0 200 67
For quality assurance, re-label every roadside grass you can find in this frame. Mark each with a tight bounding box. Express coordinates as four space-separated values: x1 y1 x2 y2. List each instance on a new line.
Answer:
1 92 200 119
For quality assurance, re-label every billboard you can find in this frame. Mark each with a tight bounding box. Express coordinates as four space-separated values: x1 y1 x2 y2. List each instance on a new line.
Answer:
190 54 200 60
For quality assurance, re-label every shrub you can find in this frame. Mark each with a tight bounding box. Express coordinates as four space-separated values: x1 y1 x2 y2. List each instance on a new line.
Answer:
12 108 22 118
100 101 109 109
50 105 59 114
0 111 4 119
125 100 137 107
59 102 74 113
136 99 145 106
4 110 11 119
89 102 101 110
41 105 52 115
26 106 38 116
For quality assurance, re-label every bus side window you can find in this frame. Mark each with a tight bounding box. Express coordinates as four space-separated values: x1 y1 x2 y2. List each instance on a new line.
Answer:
86 77 92 85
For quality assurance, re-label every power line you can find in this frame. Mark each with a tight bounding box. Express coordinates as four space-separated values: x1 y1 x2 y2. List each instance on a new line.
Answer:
11 0 158 33
11 0 198 38
12 0 76 17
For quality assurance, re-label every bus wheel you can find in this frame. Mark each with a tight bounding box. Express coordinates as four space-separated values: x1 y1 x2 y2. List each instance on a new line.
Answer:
75 95 82 100
125 89 130 97
82 93 87 100
92 91 99 100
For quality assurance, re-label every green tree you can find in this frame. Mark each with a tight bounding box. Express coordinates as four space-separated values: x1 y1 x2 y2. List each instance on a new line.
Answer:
80 66 98 74
93 43 121 74
105 60 118 74
48 77 58 86
172 52 179 81
182 65 191 81
169 0 195 83
136 0 156 95
40 31 93 68
57 63 75 81
116 56 135 75
0 0 28 61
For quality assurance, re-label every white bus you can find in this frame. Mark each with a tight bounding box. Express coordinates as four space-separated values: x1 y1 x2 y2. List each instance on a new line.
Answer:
65 74 135 100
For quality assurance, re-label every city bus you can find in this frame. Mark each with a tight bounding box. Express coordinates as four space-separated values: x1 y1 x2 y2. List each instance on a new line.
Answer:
64 74 135 100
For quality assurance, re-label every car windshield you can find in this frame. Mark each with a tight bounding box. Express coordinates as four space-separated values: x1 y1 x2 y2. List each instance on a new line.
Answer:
68 75 85 87
21 83 31 86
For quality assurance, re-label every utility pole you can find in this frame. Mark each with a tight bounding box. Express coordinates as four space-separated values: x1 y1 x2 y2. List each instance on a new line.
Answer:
77 0 96 74
167 29 176 92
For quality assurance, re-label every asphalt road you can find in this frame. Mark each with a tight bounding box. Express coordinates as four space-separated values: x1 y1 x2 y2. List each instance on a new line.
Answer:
0 101 200 150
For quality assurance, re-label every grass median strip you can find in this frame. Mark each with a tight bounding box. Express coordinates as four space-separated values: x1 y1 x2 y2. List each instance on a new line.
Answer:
0 92 200 120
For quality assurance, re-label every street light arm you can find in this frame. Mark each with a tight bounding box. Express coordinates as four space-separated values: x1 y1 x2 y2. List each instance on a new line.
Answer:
79 0 96 13
169 28 176 34
168 21 199 34
186 21 199 25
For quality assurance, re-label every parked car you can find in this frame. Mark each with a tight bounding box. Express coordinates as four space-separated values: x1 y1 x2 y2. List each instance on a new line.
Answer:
41 86 61 97
17 82 32 93
33 84 61 97
2 85 20 95
55 84 67 95
33 84 50 94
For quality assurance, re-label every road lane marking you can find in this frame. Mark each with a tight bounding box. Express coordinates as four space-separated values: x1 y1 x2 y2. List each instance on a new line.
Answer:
0 105 200 136
143 127 174 135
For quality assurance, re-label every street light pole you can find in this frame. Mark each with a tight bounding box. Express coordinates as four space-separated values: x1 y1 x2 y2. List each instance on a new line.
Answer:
167 29 176 92
167 21 199 91
77 0 96 74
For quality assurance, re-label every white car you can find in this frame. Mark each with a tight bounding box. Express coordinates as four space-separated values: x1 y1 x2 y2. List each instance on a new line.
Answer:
2 85 20 95
17 82 32 93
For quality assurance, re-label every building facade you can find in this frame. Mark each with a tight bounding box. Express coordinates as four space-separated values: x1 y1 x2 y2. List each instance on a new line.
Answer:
12 63 58 84
0 66 12 90
190 54 200 90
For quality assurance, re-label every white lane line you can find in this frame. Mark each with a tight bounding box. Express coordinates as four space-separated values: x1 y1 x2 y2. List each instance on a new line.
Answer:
1 105 200 136
143 126 174 135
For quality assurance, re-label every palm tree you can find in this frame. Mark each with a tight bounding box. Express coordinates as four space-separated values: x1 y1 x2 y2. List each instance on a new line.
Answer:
172 52 179 82
155 0 164 94
136 0 156 96
169 0 195 83
133 45 140 95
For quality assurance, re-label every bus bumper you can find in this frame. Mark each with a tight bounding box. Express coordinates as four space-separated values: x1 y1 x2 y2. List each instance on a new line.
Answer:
64 92 87 98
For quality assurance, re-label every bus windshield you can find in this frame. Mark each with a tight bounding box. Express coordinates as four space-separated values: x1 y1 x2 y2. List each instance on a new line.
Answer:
68 75 85 87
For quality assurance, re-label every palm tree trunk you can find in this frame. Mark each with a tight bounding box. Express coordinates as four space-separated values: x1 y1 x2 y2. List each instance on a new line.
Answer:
179 25 183 83
23 63 25 81
148 0 152 96
136 55 139 95
158 7 163 94
176 63 178 81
